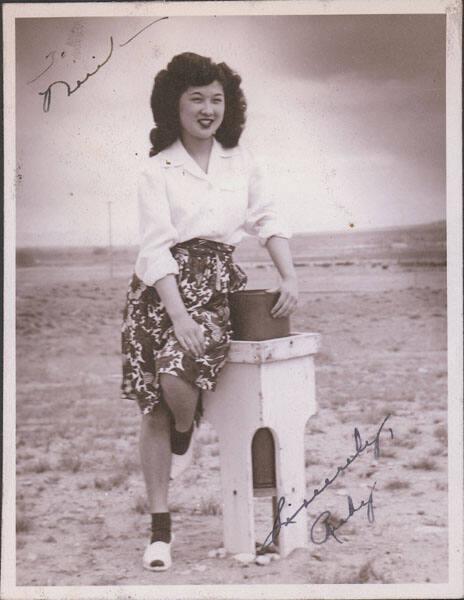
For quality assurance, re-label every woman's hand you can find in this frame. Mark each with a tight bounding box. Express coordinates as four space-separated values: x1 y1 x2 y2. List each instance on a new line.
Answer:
263 237 299 318
267 276 299 318
172 312 206 357
154 275 206 357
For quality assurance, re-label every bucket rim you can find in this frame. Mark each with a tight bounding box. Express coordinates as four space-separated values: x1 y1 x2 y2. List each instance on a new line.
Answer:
231 289 277 296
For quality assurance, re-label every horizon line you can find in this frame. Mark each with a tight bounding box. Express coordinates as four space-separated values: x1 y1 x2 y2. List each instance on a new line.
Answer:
16 219 446 250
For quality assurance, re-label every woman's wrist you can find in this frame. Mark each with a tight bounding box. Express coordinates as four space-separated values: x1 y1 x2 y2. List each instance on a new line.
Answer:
281 273 297 282
170 308 190 323
265 236 297 283
154 274 189 323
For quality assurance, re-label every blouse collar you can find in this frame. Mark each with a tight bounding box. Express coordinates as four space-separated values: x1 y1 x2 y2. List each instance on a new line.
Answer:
160 137 239 180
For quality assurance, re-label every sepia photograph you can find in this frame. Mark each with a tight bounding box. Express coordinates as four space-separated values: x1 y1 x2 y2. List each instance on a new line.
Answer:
2 1 463 598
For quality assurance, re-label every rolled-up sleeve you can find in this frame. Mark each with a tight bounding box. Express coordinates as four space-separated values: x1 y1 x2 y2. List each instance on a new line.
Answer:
134 166 179 286
244 154 292 246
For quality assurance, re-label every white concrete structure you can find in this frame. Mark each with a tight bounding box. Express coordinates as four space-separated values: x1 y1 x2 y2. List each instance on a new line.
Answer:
203 332 320 558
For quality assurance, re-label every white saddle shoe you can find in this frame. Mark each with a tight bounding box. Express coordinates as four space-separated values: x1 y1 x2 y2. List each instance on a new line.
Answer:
142 537 173 572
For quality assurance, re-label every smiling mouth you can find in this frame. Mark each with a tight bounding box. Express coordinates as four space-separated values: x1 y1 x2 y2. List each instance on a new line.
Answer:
198 119 214 127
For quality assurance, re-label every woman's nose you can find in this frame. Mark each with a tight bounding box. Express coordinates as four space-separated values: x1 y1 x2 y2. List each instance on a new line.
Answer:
200 102 214 115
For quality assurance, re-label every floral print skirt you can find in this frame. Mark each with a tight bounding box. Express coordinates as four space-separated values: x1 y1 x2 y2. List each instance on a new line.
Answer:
121 238 247 416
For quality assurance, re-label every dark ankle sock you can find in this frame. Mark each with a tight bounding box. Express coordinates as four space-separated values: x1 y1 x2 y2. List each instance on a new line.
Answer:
171 421 194 456
150 512 171 544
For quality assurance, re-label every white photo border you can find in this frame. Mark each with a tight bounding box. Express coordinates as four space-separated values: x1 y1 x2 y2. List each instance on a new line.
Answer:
2 1 462 599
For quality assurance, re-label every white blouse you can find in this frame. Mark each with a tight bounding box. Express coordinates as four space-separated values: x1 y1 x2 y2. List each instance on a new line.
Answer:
135 137 291 286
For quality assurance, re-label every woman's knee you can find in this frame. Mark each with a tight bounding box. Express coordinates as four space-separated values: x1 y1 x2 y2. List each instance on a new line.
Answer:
159 373 198 404
142 404 170 433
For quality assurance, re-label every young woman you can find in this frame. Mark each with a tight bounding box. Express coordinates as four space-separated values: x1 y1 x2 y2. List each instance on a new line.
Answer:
121 52 298 571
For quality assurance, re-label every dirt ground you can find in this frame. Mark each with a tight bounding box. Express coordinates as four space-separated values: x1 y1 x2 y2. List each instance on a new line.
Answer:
15 229 448 587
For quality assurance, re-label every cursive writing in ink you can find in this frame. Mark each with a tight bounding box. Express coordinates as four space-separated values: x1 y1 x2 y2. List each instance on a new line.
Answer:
39 37 114 113
27 51 57 85
118 17 168 47
267 496 296 545
260 415 393 549
36 17 168 112
310 482 376 545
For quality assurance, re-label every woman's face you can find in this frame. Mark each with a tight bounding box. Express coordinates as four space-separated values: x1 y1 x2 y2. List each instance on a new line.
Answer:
178 80 225 142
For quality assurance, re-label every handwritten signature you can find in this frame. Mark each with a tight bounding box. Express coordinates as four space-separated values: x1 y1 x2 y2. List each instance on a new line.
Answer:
310 482 376 545
33 17 168 112
260 414 393 549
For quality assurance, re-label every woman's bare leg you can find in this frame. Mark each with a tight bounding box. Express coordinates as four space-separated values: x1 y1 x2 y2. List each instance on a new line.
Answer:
160 373 199 432
139 375 198 512
139 404 172 513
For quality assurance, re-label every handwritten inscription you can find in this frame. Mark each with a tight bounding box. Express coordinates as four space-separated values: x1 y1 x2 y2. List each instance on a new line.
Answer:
39 37 114 113
27 51 57 85
34 17 168 112
310 483 376 545
260 414 393 549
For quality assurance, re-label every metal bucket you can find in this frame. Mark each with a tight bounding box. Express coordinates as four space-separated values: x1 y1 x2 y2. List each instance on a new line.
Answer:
229 289 290 341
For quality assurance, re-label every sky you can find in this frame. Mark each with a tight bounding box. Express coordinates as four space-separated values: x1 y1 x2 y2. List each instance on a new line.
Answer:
15 13 446 247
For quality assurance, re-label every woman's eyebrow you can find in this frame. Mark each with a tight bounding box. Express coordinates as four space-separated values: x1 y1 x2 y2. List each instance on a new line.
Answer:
188 91 224 98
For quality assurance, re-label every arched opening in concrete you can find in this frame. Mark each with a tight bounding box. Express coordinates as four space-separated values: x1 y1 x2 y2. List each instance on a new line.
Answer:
252 427 280 550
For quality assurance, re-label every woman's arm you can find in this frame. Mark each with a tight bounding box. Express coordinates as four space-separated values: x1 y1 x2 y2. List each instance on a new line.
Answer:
154 275 206 357
242 152 297 317
135 165 205 356
265 235 299 318
136 168 180 286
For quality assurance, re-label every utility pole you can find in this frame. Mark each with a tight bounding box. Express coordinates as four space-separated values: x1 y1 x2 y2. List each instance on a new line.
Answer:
107 201 114 278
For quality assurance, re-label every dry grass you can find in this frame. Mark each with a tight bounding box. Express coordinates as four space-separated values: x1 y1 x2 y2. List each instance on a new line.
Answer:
23 458 51 473
132 496 184 515
409 458 438 471
182 470 201 487
194 496 222 516
169 501 184 513
358 405 393 425
193 443 203 462
133 494 147 515
17 539 26 550
305 454 320 467
45 474 60 484
336 412 354 424
430 446 445 457
433 424 447 443
307 424 325 435
351 560 383 584
384 479 411 491
401 392 417 403
94 472 128 491
44 535 57 543
396 437 416 450
379 447 397 459
209 445 220 457
16 515 32 534
121 455 140 476
315 351 333 365
197 429 218 445
58 453 82 473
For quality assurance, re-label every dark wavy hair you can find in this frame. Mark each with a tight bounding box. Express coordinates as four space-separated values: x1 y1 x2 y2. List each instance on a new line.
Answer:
149 52 247 157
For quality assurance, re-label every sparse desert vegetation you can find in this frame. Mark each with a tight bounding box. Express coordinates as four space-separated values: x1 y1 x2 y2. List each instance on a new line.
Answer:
15 225 448 585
